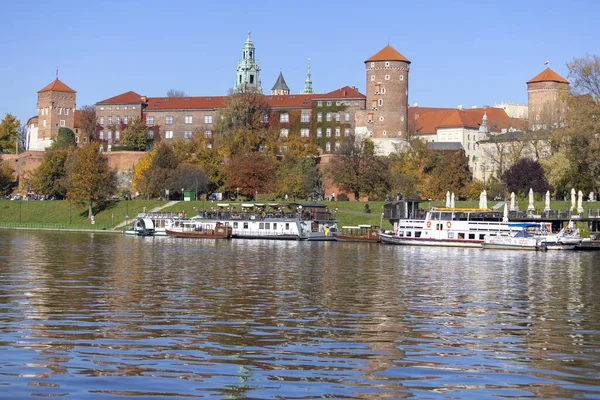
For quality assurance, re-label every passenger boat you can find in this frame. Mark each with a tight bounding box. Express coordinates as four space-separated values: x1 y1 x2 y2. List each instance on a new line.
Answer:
166 220 232 239
124 212 182 236
333 225 381 243
379 207 519 248
188 203 338 241
482 223 548 250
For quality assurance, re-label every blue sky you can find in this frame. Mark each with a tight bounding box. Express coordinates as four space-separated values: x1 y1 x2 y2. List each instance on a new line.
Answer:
1 0 597 126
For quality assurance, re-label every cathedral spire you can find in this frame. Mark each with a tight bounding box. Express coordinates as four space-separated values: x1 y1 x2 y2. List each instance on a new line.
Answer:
234 32 262 93
302 57 314 94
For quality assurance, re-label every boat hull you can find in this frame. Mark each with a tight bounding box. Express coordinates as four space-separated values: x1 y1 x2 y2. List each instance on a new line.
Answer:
379 233 482 248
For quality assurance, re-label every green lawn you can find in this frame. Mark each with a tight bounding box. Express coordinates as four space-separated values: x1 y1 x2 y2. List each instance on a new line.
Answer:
1 198 599 231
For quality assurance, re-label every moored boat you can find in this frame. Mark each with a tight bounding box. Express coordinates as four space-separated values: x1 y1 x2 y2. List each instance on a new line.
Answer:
333 225 381 243
124 212 182 236
380 207 519 248
166 220 232 239
482 223 548 251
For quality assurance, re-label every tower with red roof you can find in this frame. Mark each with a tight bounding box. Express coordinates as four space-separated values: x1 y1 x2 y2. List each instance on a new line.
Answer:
36 78 77 143
526 67 569 129
364 45 410 143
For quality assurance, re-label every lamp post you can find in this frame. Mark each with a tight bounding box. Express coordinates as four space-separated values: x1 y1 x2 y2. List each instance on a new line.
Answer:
236 187 239 201
181 188 184 201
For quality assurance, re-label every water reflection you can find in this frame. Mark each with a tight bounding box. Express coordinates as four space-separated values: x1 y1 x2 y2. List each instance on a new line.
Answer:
0 230 599 398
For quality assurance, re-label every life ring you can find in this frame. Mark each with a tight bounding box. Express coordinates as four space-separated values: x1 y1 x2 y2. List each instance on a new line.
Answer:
426 221 432 228
446 221 452 229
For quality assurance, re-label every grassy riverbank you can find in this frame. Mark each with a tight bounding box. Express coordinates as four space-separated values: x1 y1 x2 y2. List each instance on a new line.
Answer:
1 198 598 231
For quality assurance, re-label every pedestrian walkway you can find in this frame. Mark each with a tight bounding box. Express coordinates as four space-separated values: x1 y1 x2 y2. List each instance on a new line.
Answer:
113 201 180 230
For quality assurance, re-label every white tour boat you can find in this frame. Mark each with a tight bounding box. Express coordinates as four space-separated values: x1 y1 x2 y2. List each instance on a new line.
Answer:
379 207 519 248
482 223 549 251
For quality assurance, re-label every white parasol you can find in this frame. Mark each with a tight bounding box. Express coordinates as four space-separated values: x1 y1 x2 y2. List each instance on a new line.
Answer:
571 188 576 211
450 192 455 209
527 188 535 212
510 192 516 210
544 190 551 212
577 190 584 214
482 190 488 209
503 202 509 222
446 191 451 208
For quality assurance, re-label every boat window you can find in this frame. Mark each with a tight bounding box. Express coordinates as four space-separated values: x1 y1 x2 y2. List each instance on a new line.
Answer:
469 233 475 239
458 233 465 239
455 212 467 221
265 223 270 230
273 223 277 230
480 234 485 240
243 222 248 229
441 212 452 221
431 212 440 220
415 231 421 238
259 223 264 229
398 231 404 237
285 223 289 230
406 232 412 237
448 232 454 238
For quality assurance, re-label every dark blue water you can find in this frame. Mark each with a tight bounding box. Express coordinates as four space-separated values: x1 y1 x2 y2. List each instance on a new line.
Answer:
0 230 598 398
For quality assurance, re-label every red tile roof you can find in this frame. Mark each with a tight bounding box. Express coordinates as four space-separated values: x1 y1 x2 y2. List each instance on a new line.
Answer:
410 106 524 134
143 87 365 111
527 68 569 84
365 45 410 63
97 91 143 104
38 79 76 93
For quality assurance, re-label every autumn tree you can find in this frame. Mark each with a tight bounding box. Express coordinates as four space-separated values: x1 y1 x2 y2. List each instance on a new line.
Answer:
327 136 390 200
122 117 149 151
223 152 277 196
567 53 600 101
132 152 153 198
65 143 116 218
78 105 97 142
168 163 208 200
388 139 433 199
0 113 20 154
426 150 471 200
0 157 14 195
31 148 72 198
502 158 552 196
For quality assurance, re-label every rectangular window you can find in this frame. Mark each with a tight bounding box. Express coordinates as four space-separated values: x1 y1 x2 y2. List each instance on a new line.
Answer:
75 136 79 143
335 142 340 151
280 113 289 123
335 112 340 122
259 223 264 230
317 128 322 137
184 130 192 139
108 117 112 125
327 101 332 106
335 127 340 137
204 115 213 124
336 101 341 106
262 113 269 123
326 113 332 122
132 106 136 110
146 116 154 124
99 130 104 140
166 116 173 124
58 108 62 115
273 223 277 230
100 106 105 111
116 106 120 110
43 120 46 127
345 112 350 122
108 106 112 110
124 116 128 124
301 112 310 123
326 127 331 137
64 108 69 116
116 116 121 125
300 128 309 137
243 222 248 229
124 106 128 110
280 128 289 137
317 112 322 122
60 120 65 127
285 223 289 230
326 142 331 152
344 127 350 137
317 101 322 107
100 116 104 125
185 115 193 124
204 130 212 138
107 130 112 140
116 130 120 139
165 130 173 139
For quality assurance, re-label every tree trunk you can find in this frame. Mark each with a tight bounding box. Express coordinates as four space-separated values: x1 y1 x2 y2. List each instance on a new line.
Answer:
354 191 360 201
88 200 93 219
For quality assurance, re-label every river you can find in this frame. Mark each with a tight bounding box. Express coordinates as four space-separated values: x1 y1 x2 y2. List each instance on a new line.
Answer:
0 230 599 398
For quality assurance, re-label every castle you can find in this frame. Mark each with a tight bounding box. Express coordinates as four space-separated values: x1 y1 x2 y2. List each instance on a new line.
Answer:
24 34 569 186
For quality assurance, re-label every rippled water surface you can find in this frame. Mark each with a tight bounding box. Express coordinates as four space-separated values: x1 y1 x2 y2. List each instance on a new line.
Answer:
0 230 599 398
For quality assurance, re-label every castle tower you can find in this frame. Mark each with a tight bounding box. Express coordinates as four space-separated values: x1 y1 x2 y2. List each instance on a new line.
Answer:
36 78 76 141
302 58 314 94
271 70 290 95
527 67 569 129
234 32 262 93
365 44 410 139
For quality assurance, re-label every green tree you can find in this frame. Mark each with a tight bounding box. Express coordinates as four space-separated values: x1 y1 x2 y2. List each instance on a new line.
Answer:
0 157 14 195
0 113 20 154
51 128 77 150
31 148 72 198
168 163 208 200
148 142 179 197
65 143 116 218
122 117 149 151
426 150 472 200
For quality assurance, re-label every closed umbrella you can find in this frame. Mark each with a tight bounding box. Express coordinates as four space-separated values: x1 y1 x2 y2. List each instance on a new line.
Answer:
482 190 488 209
578 190 584 214
571 188 576 211
446 191 451 208
510 192 516 210
450 192 455 209
544 190 551 212
503 202 509 222
527 188 535 212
